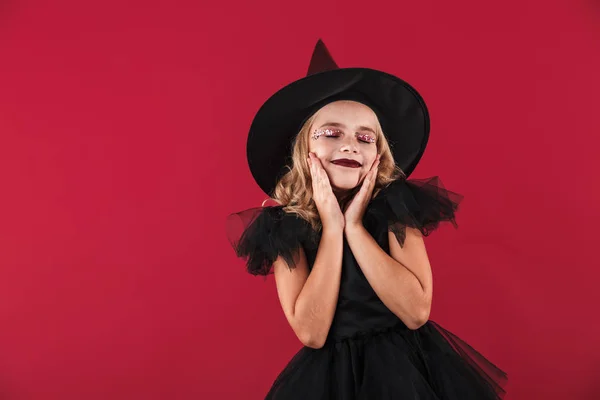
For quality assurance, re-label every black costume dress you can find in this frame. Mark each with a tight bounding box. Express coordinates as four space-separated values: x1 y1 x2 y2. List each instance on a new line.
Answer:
226 176 508 399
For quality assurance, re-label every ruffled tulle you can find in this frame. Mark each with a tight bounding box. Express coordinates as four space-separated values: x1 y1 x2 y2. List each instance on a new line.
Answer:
265 320 507 400
368 176 464 247
225 206 319 276
226 176 463 275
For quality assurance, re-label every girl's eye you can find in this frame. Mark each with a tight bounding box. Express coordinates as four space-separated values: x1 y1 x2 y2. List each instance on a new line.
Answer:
312 128 376 143
312 128 342 140
357 134 376 144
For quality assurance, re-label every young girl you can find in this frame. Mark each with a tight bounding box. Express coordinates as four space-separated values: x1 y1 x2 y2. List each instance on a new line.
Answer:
226 39 508 399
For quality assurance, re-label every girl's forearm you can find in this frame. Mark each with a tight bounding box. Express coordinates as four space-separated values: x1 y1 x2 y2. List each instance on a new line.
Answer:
294 227 343 348
344 224 428 329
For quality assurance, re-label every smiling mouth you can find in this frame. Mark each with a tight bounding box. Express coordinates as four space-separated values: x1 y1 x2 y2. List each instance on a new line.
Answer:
331 160 362 168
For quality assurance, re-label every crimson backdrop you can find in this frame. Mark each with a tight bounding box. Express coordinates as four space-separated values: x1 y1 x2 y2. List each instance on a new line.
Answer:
0 0 599 399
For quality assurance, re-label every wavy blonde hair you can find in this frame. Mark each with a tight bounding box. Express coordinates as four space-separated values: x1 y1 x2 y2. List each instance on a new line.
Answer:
264 103 406 232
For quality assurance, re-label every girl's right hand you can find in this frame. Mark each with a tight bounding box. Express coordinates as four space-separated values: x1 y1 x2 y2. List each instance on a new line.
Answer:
308 152 345 232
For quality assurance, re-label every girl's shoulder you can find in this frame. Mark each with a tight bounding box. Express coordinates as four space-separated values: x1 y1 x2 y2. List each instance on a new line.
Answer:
225 205 319 277
367 176 464 246
226 205 316 239
225 176 464 275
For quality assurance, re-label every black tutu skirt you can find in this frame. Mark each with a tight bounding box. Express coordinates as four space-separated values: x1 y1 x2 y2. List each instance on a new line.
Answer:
265 321 507 399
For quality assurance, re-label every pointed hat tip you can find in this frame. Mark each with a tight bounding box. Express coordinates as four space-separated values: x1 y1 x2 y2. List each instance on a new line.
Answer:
307 38 338 76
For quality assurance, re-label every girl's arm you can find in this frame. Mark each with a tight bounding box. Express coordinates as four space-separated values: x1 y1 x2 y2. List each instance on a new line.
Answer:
344 224 433 330
273 226 343 349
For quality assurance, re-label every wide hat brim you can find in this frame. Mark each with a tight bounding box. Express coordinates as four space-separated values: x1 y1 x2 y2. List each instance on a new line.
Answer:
247 41 430 196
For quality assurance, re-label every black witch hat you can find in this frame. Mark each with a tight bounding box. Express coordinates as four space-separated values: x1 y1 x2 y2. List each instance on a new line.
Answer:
247 39 430 196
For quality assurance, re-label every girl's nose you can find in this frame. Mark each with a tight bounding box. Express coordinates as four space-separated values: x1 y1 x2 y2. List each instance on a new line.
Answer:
340 139 359 153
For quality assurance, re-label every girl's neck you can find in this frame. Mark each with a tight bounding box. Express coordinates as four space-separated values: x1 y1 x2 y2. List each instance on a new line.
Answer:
332 186 359 209
332 187 349 202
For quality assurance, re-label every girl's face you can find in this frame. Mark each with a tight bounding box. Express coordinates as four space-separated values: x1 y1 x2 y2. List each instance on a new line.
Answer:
308 100 380 192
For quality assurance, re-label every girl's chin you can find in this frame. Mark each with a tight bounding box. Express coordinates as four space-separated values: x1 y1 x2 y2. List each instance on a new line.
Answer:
329 177 361 191
325 168 363 188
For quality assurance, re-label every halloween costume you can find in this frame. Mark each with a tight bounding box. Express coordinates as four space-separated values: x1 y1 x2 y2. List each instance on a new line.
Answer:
226 39 508 399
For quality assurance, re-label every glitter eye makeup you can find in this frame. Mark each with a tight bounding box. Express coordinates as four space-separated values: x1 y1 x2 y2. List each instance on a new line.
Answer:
311 128 376 143
357 134 376 143
311 128 341 140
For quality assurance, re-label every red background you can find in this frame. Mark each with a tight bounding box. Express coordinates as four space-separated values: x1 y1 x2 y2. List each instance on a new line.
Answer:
0 1 599 399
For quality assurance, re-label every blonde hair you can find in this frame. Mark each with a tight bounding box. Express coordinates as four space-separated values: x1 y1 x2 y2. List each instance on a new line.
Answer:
264 104 405 232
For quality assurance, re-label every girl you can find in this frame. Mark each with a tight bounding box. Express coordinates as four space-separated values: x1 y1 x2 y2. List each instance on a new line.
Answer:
226 39 508 399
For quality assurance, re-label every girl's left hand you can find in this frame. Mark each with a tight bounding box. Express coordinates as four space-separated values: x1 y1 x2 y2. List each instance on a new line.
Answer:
343 154 380 229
